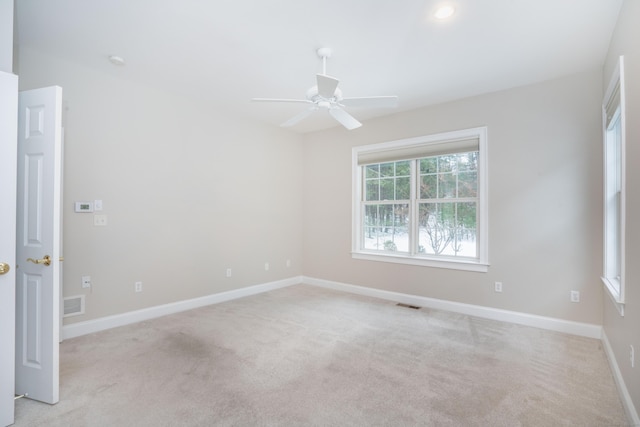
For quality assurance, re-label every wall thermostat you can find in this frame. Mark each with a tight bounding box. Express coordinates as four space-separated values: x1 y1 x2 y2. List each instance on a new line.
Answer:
74 201 94 213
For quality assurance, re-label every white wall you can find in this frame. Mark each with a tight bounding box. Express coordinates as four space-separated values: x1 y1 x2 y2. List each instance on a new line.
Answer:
602 0 640 417
303 68 604 324
18 47 305 323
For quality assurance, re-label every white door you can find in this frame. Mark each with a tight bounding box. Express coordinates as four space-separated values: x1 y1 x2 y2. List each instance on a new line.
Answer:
15 86 62 405
0 71 18 427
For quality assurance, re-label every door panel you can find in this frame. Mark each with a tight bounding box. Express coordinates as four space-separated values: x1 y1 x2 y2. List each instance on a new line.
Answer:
22 273 43 368
15 86 62 405
0 71 18 427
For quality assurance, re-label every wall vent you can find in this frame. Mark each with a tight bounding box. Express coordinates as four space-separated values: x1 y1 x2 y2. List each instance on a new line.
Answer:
396 303 421 310
63 295 85 317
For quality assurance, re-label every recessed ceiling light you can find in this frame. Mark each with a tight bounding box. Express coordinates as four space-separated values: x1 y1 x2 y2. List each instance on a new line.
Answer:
108 55 125 66
434 5 456 20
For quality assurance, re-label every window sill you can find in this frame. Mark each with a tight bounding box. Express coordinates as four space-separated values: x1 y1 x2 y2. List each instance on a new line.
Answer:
602 277 625 316
352 251 489 272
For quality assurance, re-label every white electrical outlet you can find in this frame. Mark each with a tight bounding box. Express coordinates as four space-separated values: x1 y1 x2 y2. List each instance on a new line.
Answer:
286 259 291 268
264 262 269 271
135 281 142 293
494 282 503 293
226 268 232 278
631 345 635 368
81 276 91 288
570 290 580 302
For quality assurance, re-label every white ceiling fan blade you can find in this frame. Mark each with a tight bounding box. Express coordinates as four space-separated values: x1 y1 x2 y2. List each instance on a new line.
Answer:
281 107 317 127
329 107 362 130
317 74 339 99
340 96 399 109
251 98 313 104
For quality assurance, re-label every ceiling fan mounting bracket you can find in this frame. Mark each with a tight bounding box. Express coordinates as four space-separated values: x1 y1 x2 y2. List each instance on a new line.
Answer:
316 47 332 59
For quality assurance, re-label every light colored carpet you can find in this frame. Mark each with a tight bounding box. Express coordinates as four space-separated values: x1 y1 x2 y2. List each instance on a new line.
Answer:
13 284 629 426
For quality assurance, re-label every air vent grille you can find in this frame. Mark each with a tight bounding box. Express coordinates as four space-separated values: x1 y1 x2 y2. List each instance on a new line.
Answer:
396 303 421 310
64 295 85 317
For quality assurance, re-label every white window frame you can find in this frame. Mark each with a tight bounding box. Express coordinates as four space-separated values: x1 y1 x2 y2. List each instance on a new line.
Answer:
352 127 488 272
602 56 626 316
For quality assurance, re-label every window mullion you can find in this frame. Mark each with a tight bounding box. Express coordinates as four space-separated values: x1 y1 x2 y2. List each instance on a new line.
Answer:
410 160 418 256
360 169 366 252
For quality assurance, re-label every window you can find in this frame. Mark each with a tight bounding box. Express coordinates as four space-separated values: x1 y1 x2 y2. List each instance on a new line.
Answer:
602 56 626 316
352 127 488 272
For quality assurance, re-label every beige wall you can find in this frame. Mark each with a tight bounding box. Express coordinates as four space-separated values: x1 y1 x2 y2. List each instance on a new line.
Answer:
18 45 610 327
18 47 304 323
303 68 604 324
603 0 640 416
0 0 12 73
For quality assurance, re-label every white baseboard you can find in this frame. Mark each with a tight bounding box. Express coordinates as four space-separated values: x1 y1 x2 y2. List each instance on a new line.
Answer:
64 274 603 341
62 276 302 340
602 331 640 426
302 276 603 339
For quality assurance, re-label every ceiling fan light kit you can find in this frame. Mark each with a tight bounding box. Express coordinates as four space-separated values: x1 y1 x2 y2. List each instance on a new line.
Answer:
252 47 398 130
108 55 125 66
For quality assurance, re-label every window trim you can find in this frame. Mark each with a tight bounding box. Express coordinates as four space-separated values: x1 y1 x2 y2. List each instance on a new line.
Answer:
352 127 489 272
601 56 626 316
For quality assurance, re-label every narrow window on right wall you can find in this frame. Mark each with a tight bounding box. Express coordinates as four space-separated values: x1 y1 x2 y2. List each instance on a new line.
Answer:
602 56 626 316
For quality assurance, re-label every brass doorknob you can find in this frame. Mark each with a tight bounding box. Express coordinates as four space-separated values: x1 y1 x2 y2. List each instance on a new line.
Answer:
26 255 51 266
0 263 9 275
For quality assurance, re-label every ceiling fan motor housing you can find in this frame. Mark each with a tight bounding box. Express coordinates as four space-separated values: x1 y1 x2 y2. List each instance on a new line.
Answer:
305 86 342 105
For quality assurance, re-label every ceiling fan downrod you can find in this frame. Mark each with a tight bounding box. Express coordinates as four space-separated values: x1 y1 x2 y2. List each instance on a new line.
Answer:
317 47 332 75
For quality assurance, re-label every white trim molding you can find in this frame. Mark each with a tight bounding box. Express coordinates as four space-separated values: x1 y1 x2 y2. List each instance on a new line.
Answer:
302 276 602 339
62 276 302 340
602 331 640 425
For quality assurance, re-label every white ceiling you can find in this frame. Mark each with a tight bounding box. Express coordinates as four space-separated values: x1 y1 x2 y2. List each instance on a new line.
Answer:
15 0 623 133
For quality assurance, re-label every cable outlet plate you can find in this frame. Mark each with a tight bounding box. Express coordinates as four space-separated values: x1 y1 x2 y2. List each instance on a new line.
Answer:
81 276 91 288
94 214 108 226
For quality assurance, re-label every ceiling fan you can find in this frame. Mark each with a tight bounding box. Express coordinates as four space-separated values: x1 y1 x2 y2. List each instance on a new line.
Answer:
252 47 398 130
